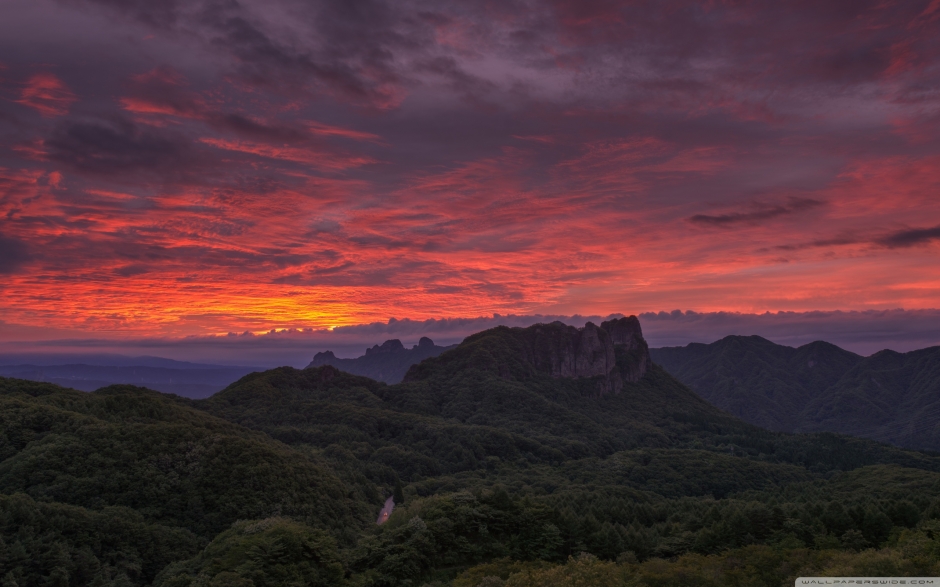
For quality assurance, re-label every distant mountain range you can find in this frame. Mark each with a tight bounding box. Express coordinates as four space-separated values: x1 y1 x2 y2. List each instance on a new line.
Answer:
307 336 457 383
0 362 259 399
0 338 459 399
650 336 940 451
4 332 938 453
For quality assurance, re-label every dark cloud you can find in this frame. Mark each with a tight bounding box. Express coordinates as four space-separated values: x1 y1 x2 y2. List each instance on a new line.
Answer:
416 56 498 106
65 0 184 28
0 235 30 273
208 114 309 143
113 264 149 277
877 224 940 248
46 117 193 176
688 198 824 227
770 225 940 252
64 0 422 106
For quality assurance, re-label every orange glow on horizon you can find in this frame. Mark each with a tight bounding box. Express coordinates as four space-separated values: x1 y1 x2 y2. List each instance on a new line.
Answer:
3 0 940 342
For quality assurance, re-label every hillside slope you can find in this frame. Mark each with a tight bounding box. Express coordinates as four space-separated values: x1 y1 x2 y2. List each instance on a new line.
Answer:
651 335 862 432
652 337 940 451
800 346 940 450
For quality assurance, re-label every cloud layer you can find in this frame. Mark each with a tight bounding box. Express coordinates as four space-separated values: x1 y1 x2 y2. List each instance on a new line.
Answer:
3 310 936 367
1 0 939 342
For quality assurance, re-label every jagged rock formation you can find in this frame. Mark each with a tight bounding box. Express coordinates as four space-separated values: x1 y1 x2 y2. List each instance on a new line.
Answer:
518 320 622 395
306 337 456 384
602 316 653 383
521 321 616 379
401 316 653 395
365 339 406 355
310 317 653 392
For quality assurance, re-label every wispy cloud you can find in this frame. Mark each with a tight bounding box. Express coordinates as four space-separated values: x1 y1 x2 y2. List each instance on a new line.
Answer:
14 73 76 117
877 225 940 248
688 198 824 227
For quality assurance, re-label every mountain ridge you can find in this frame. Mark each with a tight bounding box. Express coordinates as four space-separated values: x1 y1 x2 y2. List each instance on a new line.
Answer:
307 336 457 383
651 335 940 451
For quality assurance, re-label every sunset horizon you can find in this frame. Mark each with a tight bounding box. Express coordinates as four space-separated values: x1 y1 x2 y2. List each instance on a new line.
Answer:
3 0 940 351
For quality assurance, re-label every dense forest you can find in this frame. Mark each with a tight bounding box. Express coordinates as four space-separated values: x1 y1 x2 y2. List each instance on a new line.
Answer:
2 318 939 586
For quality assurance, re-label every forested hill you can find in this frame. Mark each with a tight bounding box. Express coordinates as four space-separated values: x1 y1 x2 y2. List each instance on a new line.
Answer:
3 317 940 586
650 336 940 451
306 336 457 383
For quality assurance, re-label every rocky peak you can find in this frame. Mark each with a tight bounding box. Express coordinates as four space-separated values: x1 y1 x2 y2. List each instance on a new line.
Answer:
522 322 610 377
519 321 621 395
417 337 434 348
600 316 652 383
601 316 644 350
402 315 652 392
365 339 406 356
308 350 337 368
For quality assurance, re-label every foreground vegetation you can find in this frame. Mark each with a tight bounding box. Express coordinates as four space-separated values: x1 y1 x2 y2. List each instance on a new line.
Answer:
2 321 939 586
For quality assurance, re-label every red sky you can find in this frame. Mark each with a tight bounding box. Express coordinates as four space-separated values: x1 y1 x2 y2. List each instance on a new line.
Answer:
1 0 939 347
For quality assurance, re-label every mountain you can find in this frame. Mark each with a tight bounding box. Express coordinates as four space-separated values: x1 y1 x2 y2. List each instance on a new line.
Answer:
306 336 457 383
0 363 259 398
3 317 940 586
800 346 940 449
650 336 863 432
650 336 940 451
0 353 250 369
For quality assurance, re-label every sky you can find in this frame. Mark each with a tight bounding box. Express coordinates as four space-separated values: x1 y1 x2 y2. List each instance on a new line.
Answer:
1 0 939 360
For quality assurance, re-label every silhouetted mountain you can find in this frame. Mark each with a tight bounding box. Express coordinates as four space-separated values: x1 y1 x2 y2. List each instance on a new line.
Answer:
0 353 250 369
651 336 940 450
800 346 940 450
3 317 940 586
306 336 457 383
0 363 259 398
650 336 862 432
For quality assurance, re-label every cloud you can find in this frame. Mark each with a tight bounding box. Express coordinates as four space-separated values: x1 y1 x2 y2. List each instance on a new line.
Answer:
200 137 374 170
14 73 77 117
877 224 940 248
0 0 939 341
67 0 420 108
0 235 29 273
688 198 824 227
46 117 194 176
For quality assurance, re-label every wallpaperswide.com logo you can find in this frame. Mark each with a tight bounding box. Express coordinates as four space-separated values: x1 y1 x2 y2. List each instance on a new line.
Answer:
797 580 939 585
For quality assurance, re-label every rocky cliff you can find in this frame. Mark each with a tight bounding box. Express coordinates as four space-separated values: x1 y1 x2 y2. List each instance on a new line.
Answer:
403 316 653 394
602 316 653 383
523 316 651 393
